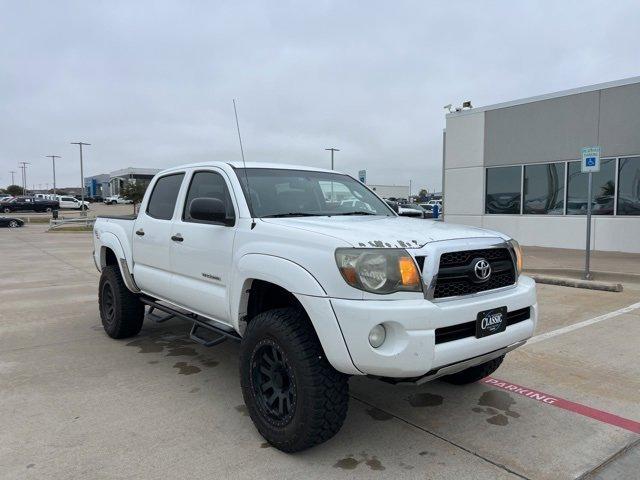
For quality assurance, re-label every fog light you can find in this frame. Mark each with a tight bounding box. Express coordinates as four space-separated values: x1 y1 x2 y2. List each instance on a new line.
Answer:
368 324 386 348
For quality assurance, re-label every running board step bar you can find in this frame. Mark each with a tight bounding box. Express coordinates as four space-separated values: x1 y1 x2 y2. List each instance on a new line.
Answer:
140 297 241 346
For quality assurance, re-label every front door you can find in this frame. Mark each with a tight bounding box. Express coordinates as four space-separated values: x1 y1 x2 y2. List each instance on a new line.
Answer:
169 169 237 324
132 172 185 302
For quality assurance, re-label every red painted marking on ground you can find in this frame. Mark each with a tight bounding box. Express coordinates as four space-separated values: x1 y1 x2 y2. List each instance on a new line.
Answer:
483 377 640 434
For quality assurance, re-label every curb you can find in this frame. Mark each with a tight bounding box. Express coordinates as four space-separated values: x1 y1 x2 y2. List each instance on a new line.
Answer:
524 267 640 283
528 274 623 292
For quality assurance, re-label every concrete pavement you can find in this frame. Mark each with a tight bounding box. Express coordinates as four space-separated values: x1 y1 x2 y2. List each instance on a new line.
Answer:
1 224 638 479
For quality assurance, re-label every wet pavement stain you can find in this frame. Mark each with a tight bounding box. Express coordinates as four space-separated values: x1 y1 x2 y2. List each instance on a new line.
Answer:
473 390 520 425
334 457 360 470
365 456 385 471
165 346 198 357
260 442 272 448
199 358 219 368
26 464 35 469
235 404 249 416
419 451 437 457
91 325 103 331
334 453 385 471
172 362 201 375
147 360 159 364
407 392 444 407
365 407 393 421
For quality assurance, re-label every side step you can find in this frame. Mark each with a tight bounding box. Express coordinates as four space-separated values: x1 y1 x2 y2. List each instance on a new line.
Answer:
140 297 241 347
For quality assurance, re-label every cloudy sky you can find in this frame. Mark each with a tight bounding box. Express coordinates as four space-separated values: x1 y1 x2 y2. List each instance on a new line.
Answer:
1 1 639 192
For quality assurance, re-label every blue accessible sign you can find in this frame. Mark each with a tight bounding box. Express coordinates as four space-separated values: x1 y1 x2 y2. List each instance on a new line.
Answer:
581 146 601 173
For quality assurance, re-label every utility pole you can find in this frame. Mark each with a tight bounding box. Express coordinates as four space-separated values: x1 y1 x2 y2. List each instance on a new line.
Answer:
9 170 16 185
46 155 61 196
325 147 340 202
71 142 90 216
19 162 30 195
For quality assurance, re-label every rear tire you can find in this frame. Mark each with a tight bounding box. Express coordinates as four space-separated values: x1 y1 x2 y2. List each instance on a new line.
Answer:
442 355 505 385
98 265 144 339
8 220 19 228
3 207 11 213
240 307 349 452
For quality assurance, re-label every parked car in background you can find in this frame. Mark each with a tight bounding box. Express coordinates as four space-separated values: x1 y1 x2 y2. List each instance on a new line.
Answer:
57 195 89 210
0 216 24 228
398 202 426 218
0 196 59 213
0 196 15 202
87 195 104 203
104 195 132 205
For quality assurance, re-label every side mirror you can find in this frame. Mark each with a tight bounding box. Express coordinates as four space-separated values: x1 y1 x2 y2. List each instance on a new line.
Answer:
189 197 229 224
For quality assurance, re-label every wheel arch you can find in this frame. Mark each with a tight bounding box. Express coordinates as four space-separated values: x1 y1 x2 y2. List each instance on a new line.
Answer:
232 254 360 375
99 233 140 293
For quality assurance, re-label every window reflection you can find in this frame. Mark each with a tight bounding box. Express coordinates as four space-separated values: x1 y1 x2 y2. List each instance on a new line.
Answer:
617 157 640 215
485 166 521 214
523 163 565 214
566 159 615 215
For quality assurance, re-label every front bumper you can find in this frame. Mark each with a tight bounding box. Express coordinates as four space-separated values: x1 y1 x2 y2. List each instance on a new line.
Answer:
330 275 537 378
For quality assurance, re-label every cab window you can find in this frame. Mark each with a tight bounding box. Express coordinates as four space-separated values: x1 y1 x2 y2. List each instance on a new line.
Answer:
182 171 235 225
146 173 185 220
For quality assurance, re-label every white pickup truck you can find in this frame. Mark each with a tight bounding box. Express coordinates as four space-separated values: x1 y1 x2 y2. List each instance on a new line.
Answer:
92 162 537 452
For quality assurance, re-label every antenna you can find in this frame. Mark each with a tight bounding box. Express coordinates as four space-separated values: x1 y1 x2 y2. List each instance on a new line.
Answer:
233 99 256 229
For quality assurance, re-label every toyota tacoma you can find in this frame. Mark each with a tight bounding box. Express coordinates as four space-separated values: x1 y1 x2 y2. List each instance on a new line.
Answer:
92 162 537 452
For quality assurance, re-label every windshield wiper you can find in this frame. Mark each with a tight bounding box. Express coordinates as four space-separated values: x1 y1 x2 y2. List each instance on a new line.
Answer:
262 212 325 218
331 211 378 216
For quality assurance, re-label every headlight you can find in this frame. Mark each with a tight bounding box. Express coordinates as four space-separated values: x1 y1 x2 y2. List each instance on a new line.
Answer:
335 248 422 294
508 239 523 274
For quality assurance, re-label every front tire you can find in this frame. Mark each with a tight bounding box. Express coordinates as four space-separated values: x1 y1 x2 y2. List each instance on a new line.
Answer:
442 355 505 385
3 207 11 213
98 265 144 339
240 307 349 452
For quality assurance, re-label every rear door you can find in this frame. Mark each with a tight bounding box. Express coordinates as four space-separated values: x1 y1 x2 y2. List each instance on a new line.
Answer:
132 172 186 301
169 168 237 324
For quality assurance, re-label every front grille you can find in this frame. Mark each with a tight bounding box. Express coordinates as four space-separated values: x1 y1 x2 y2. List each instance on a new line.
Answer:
435 307 531 344
432 247 516 299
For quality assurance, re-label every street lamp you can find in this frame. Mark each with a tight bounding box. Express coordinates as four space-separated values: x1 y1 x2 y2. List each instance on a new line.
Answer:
9 170 16 185
46 155 61 196
325 148 340 202
71 142 90 216
19 162 30 195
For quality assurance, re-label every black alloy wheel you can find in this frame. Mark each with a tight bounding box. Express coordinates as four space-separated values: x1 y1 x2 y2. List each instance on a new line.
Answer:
250 339 297 426
101 281 116 328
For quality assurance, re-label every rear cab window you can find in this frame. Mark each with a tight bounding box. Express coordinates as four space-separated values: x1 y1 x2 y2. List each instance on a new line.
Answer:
146 173 185 220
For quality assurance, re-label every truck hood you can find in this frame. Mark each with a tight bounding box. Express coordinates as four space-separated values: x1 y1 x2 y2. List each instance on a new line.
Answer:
261 216 508 248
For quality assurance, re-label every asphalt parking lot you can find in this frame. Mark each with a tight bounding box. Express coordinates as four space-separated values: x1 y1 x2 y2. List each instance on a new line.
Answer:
1 224 639 479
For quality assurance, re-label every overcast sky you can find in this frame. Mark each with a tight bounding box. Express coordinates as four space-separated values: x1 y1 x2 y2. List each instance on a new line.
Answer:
2 1 639 192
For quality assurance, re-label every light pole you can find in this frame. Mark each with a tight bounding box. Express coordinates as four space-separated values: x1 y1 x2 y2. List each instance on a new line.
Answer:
71 142 90 216
325 147 340 202
9 170 16 185
325 147 340 170
46 155 61 196
19 162 30 195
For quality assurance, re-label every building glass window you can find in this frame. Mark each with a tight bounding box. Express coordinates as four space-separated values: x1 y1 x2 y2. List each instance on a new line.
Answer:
485 166 521 214
566 159 615 215
617 157 640 215
523 162 565 214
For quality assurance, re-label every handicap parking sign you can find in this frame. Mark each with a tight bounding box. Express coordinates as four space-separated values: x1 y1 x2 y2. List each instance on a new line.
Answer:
581 147 600 173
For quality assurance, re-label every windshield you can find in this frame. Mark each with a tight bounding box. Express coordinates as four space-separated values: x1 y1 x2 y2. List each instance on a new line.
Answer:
235 168 395 218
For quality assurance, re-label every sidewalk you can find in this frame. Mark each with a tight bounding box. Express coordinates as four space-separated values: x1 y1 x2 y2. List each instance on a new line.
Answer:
523 246 640 276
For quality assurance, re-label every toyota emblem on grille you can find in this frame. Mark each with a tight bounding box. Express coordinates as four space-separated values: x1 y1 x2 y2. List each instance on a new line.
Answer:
473 258 491 281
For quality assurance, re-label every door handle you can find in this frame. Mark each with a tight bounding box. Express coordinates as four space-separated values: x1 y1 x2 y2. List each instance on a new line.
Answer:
135 229 145 236
171 234 184 242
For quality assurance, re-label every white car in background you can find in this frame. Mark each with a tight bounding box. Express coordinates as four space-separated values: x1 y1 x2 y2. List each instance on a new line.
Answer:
57 195 90 210
397 202 426 218
104 195 133 205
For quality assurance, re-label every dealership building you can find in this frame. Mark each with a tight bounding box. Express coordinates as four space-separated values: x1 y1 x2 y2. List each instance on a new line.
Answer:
443 76 640 253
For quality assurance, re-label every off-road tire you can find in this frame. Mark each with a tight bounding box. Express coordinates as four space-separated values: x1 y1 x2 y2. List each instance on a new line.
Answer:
443 355 505 385
240 307 349 452
98 265 144 339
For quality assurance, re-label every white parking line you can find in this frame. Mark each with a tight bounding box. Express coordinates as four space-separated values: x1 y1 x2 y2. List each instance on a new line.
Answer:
528 301 640 345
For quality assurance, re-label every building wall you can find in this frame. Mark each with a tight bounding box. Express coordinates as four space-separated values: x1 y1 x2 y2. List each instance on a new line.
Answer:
368 184 410 199
443 79 640 253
